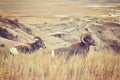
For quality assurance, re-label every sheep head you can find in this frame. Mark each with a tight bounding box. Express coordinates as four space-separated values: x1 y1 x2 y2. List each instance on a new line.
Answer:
33 36 46 49
81 33 96 46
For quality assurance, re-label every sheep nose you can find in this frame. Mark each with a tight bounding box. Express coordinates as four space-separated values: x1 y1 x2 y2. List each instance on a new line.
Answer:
43 46 46 49
91 41 96 46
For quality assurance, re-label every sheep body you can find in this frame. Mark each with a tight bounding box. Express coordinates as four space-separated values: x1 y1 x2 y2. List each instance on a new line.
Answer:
10 37 46 55
51 33 96 58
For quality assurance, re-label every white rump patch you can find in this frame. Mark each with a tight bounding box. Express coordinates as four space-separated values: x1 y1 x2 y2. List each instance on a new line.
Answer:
10 47 19 55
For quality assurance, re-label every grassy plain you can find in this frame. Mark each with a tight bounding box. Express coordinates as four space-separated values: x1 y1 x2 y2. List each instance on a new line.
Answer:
0 50 120 80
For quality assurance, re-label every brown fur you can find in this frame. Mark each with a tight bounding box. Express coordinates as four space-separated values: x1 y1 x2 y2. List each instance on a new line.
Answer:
54 42 90 57
52 33 96 58
10 37 46 54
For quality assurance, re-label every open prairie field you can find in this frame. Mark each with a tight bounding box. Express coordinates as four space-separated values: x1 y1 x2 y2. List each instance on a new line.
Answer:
0 50 120 80
0 0 120 80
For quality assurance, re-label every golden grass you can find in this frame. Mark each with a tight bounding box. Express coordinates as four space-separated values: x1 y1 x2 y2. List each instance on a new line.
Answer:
0 50 120 80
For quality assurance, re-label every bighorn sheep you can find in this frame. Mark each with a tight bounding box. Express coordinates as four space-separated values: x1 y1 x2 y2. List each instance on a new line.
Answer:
51 33 96 58
10 37 46 55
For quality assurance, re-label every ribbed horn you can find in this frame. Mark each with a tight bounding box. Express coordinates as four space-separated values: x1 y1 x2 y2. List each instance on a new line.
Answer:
33 36 42 41
81 34 85 43
80 33 90 43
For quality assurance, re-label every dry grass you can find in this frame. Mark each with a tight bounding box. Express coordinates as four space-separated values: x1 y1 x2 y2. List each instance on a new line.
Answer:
0 50 120 80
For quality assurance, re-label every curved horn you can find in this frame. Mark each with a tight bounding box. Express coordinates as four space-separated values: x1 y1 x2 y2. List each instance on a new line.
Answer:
81 33 90 43
81 34 86 43
33 36 42 41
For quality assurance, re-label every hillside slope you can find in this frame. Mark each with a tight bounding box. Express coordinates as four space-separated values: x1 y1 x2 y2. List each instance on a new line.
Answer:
0 16 120 58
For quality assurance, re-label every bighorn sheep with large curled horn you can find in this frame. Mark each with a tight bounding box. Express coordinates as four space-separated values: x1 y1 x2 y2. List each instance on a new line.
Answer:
51 33 96 58
10 37 46 55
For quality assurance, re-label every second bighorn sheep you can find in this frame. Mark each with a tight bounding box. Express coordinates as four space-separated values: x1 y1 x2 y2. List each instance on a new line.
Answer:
51 33 96 58
10 37 46 55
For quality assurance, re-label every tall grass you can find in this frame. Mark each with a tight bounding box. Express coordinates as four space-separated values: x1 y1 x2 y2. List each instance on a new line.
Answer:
0 50 120 80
